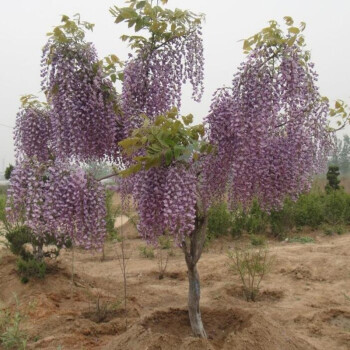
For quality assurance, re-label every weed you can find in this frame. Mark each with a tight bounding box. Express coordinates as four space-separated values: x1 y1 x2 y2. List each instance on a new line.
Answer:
0 295 27 350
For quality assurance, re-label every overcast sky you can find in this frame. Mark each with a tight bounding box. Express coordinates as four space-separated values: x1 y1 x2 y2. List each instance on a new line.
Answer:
1 0 349 168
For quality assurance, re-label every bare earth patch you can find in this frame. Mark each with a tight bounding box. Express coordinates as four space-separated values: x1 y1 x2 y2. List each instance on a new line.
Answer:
0 232 350 349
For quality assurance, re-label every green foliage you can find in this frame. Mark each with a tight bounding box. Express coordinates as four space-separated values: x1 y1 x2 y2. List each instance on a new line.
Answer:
325 165 341 193
158 235 172 250
294 193 324 229
17 258 46 281
4 165 14 180
105 190 120 241
288 236 315 244
0 194 8 230
110 0 204 52
228 247 273 302
5 226 33 260
0 296 27 349
207 202 232 238
329 100 349 131
245 200 268 235
324 189 347 225
46 14 94 44
119 109 211 176
242 17 308 59
139 245 155 258
269 199 295 239
250 234 266 246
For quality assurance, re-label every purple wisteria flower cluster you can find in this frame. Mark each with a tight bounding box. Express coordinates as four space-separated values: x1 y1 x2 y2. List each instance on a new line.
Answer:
14 107 51 162
130 165 196 245
41 39 121 162
7 159 106 250
204 43 333 210
121 26 204 137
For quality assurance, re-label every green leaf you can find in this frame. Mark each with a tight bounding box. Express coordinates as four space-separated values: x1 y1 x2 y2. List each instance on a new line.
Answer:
182 114 193 126
165 149 173 165
136 1 146 9
110 74 117 83
243 39 251 51
335 100 342 109
115 14 125 24
119 163 143 177
120 7 138 19
287 36 296 47
135 18 144 31
283 16 294 26
288 27 300 34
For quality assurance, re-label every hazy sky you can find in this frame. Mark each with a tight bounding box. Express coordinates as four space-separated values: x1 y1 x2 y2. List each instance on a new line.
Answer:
1 0 349 168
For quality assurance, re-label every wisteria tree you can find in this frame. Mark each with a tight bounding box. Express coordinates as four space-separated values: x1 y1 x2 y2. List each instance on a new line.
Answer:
7 0 333 339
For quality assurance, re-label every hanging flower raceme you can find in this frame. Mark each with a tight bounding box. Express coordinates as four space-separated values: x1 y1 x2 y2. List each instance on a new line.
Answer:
121 25 204 137
14 106 51 162
41 24 122 162
6 159 107 250
129 164 197 245
205 42 333 210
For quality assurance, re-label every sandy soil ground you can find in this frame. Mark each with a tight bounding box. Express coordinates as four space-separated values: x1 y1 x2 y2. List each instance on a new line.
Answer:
1 231 350 350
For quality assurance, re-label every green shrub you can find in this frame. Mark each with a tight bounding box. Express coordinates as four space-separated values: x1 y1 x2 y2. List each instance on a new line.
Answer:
294 193 324 229
250 234 266 246
245 200 268 235
17 258 46 281
324 190 347 225
139 245 155 259
228 247 273 302
230 210 245 238
207 202 232 238
269 198 295 239
5 227 33 260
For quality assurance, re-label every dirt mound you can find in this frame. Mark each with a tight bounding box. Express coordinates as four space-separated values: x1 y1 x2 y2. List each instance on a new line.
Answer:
103 307 315 350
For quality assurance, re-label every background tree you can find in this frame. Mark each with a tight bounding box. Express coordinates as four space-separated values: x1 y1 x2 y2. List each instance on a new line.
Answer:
4 164 13 180
325 165 341 193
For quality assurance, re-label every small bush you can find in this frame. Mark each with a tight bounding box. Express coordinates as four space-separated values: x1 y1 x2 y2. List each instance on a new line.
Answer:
17 258 46 281
5 227 33 260
250 234 266 246
139 245 155 259
228 247 273 302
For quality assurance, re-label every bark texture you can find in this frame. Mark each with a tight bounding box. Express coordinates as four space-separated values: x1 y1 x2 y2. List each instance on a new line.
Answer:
182 210 208 338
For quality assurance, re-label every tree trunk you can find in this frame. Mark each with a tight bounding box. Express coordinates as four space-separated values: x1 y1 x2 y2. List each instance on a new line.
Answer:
187 262 206 337
182 208 208 338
